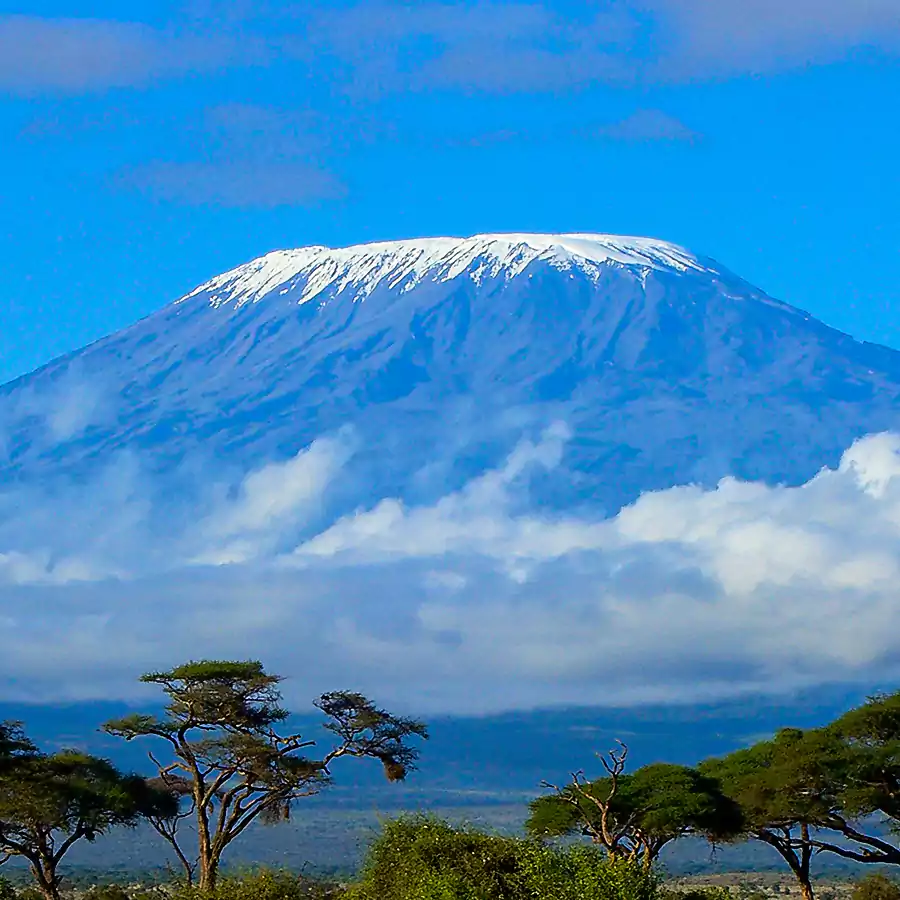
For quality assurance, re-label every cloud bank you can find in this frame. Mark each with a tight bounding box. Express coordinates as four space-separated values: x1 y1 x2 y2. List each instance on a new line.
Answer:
1 421 900 714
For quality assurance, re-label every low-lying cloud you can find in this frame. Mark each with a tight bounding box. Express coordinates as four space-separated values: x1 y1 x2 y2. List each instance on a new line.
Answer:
1 423 900 714
0 365 112 462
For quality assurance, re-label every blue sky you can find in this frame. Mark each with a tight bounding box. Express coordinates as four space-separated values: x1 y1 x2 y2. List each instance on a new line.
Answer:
1 0 899 384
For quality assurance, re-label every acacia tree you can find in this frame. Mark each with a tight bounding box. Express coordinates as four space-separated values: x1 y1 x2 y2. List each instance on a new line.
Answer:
527 743 740 870
802 691 900 866
700 727 854 900
103 660 428 892
0 721 38 768
0 734 176 900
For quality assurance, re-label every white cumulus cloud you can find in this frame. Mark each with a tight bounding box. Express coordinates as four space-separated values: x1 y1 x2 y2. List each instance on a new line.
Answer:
1 426 900 713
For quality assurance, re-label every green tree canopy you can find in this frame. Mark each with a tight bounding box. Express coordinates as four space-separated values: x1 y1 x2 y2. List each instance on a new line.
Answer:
700 726 856 900
852 873 900 900
0 721 38 768
528 744 740 869
0 744 176 900
802 691 900 866
104 659 428 892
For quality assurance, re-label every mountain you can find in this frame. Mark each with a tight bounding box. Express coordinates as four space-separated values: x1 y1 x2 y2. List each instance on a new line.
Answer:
2 231 900 513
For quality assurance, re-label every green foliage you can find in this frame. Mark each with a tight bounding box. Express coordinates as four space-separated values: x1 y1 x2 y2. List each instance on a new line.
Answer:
827 693 900 823
659 888 732 900
519 845 658 900
695 693 900 869
0 722 39 770
82 885 131 900
171 868 345 900
316 692 429 783
699 727 846 833
104 659 428 891
0 727 175 900
17 889 46 900
346 814 658 900
0 876 16 900
0 750 178 841
528 762 740 863
111 660 289 737
852 873 900 900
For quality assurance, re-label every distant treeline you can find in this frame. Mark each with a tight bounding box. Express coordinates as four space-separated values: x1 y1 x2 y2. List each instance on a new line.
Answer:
1 659 900 900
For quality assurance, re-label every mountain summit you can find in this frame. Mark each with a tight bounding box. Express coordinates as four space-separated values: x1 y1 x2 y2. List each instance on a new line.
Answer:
187 233 710 311
2 232 899 512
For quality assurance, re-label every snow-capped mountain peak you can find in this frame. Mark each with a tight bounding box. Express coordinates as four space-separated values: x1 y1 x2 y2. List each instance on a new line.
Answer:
4 227 899 519
184 232 709 312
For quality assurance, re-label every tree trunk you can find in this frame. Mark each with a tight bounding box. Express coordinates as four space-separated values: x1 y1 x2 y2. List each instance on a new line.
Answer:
797 824 815 900
198 854 219 894
757 827 815 900
196 789 217 893
30 857 61 900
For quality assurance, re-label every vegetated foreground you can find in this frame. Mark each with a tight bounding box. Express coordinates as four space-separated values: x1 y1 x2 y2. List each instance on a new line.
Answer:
4 659 900 900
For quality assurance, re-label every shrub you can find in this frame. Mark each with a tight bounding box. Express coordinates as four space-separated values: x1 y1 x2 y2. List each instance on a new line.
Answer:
0 878 15 900
852 874 900 900
518 843 659 900
171 868 344 900
82 886 131 900
346 815 523 900
345 814 658 900
17 889 45 900
660 888 732 900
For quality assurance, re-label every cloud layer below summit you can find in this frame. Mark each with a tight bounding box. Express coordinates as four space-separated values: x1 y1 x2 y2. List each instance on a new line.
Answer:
2 420 900 713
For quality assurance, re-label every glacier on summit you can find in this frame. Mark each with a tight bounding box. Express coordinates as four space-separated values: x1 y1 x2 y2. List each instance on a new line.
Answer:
188 233 710 310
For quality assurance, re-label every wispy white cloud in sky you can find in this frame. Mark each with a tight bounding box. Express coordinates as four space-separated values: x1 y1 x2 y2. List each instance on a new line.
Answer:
591 110 701 143
305 0 900 91
305 2 639 93
8 0 897 97
645 0 900 76
118 160 346 208
0 16 246 94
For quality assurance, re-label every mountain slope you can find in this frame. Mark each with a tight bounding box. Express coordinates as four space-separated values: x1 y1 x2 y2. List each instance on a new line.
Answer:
2 232 899 513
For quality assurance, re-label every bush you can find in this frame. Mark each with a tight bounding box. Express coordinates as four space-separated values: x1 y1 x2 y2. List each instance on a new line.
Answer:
660 889 732 900
171 868 344 900
82 886 131 900
17 889 45 900
852 874 900 900
0 878 15 900
345 814 658 900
